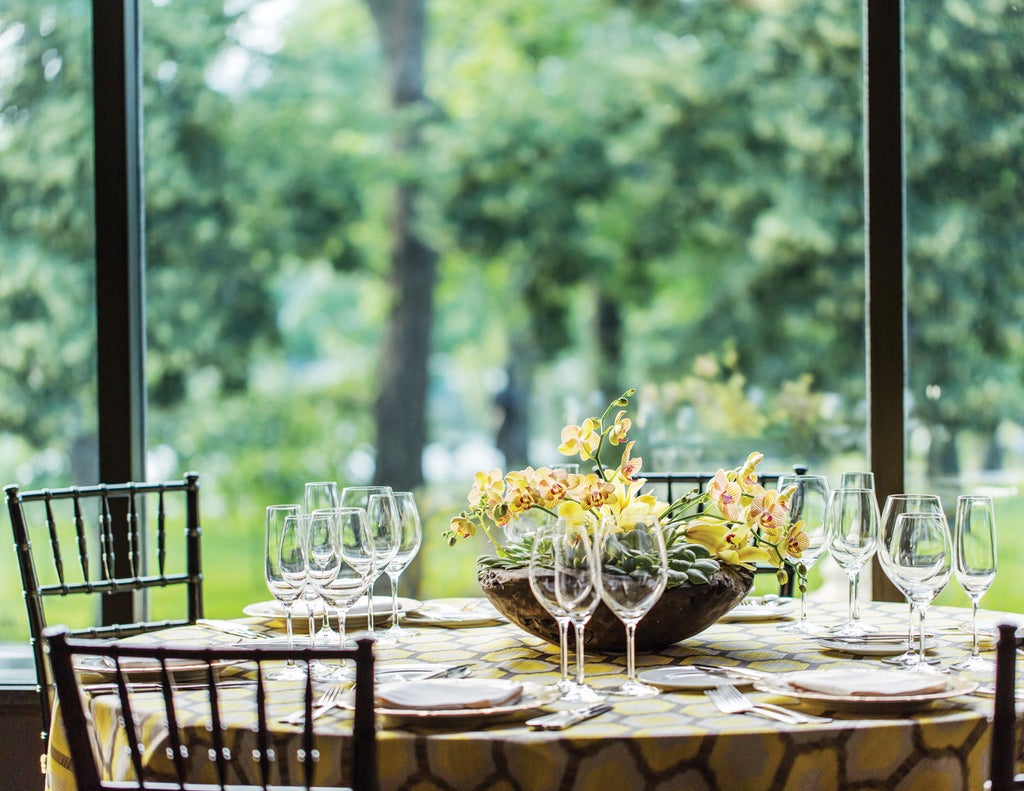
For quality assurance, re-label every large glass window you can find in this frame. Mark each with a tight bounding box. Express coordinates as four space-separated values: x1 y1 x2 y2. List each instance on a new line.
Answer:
0 2 97 642
139 0 867 619
904 3 1024 610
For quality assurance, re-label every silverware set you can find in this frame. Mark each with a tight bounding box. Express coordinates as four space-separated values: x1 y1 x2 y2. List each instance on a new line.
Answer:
705 684 831 725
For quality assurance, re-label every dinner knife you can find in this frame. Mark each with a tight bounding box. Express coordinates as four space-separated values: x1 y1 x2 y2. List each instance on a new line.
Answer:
525 703 612 731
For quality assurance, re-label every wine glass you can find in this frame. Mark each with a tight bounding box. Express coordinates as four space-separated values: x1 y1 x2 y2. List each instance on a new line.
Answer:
340 486 399 635
553 515 604 703
304 481 341 644
879 494 944 667
951 495 997 672
595 513 668 698
886 511 953 672
825 488 880 638
841 471 875 491
264 504 305 680
382 491 423 639
310 507 376 664
775 474 831 635
528 515 574 696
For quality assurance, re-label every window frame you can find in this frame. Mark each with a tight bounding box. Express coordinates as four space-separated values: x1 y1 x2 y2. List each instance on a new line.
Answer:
90 0 908 624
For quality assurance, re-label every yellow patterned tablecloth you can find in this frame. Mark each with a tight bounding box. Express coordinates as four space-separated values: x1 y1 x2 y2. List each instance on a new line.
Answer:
46 599 1021 791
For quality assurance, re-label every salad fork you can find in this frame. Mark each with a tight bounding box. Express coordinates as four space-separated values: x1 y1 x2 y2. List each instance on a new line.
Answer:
280 685 345 724
706 684 831 725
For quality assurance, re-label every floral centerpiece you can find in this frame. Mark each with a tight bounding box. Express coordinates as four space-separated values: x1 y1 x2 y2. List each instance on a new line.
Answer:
446 388 812 651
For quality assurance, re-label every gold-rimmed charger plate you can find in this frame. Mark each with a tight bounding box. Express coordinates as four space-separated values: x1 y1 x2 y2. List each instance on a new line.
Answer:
343 681 559 722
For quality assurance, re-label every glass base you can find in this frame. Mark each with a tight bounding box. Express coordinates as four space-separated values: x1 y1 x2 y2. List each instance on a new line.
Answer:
827 620 880 638
881 650 941 668
559 682 605 703
777 618 827 636
950 654 996 673
266 663 308 681
607 679 661 698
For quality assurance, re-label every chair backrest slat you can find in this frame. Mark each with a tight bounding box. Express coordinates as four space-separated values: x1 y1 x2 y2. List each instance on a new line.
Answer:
5 473 204 763
991 622 1024 790
43 627 378 791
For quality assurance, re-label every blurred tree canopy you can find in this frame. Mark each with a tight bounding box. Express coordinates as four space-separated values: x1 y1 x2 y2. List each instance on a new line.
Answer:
1 0 1022 490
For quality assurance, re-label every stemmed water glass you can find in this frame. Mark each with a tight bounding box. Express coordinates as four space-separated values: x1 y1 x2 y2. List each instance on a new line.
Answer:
951 495 998 672
382 491 423 639
553 515 604 703
304 481 340 644
340 486 400 635
528 516 574 696
886 510 953 672
595 513 668 698
879 494 944 667
308 507 376 662
825 488 880 638
264 504 306 680
776 474 831 635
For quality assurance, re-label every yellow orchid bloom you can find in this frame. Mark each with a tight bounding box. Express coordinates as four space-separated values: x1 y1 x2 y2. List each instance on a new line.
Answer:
608 410 632 445
748 489 788 537
708 469 742 521
449 515 476 539
557 417 601 460
784 519 810 558
469 468 505 506
617 441 643 480
682 519 731 554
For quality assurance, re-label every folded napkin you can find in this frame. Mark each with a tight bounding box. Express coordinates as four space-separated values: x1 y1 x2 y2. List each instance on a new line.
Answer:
375 679 523 711
785 670 948 697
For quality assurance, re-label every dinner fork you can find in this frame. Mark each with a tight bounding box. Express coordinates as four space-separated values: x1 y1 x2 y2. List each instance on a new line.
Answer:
280 685 345 725
706 685 831 725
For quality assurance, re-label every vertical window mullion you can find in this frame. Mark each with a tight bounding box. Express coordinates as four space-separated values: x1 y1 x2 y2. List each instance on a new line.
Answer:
864 0 906 601
92 0 147 624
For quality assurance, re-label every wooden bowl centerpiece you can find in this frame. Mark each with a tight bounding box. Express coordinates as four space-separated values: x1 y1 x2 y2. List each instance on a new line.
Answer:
478 562 754 654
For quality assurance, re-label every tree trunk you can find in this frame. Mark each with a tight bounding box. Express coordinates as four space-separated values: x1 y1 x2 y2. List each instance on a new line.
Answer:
365 0 436 495
595 288 624 405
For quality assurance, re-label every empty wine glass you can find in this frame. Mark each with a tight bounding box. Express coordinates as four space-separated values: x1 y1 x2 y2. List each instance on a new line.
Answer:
553 515 604 703
382 491 423 639
879 494 944 667
886 511 953 672
304 481 340 644
841 471 875 490
340 486 399 635
264 504 305 680
775 474 831 635
528 516 574 695
951 495 997 673
825 488 880 638
312 507 376 662
595 513 668 698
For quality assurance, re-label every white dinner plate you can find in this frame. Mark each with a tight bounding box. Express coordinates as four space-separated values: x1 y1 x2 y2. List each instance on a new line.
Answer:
402 598 507 628
637 667 754 691
342 680 559 722
375 664 462 683
74 655 232 679
817 637 937 657
720 597 797 622
243 596 420 629
753 670 977 713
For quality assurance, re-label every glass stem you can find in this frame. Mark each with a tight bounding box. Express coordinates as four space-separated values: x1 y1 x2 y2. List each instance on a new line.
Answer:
798 570 808 621
389 572 400 628
905 600 914 649
574 621 587 686
846 573 857 625
336 608 348 650
970 599 980 657
851 572 861 622
284 604 295 665
918 604 929 665
558 618 570 683
625 621 638 683
366 586 375 632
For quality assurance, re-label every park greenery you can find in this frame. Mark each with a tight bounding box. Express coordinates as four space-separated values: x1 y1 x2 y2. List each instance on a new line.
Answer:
1 0 1023 638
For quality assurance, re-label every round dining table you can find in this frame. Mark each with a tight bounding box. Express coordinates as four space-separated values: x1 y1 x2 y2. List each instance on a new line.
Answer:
44 597 1020 791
